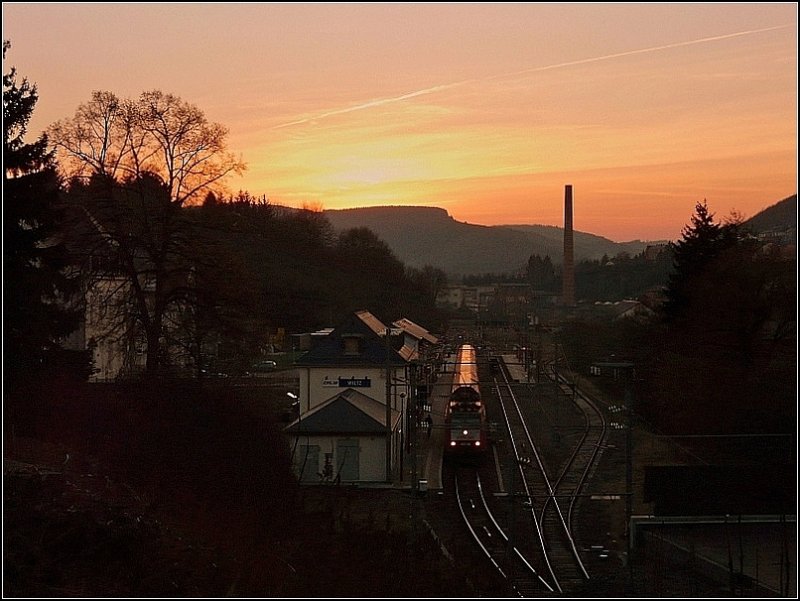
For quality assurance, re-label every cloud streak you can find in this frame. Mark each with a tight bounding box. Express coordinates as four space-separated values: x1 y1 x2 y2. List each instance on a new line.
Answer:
496 24 791 80
273 80 474 129
274 24 790 129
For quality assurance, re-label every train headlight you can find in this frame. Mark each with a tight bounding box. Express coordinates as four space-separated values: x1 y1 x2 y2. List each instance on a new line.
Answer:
450 441 456 447
474 441 481 446
462 429 468 435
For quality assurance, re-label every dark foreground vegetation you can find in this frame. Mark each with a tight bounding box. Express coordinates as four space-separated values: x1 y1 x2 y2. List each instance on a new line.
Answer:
4 380 473 597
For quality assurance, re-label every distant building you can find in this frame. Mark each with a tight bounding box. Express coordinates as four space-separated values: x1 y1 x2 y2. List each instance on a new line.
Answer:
435 285 465 309
589 360 635 379
435 284 495 313
290 328 335 352
610 300 655 322
286 310 437 484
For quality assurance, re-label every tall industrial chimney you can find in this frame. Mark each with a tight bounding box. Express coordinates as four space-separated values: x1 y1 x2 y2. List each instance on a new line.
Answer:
562 184 575 307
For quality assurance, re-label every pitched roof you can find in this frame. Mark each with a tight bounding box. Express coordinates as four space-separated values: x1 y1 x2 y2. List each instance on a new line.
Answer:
355 309 388 336
296 310 407 366
611 300 654 320
397 343 417 362
393 317 439 345
284 388 401 434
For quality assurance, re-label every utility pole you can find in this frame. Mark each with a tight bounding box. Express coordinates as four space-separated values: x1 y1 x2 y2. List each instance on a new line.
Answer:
624 364 635 594
385 327 392 483
410 361 418 492
507 453 517 595
553 341 559 418
625 374 634 540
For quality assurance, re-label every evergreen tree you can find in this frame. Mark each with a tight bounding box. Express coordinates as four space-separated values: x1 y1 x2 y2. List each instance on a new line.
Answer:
3 41 82 383
526 254 557 291
663 199 737 320
642 199 795 433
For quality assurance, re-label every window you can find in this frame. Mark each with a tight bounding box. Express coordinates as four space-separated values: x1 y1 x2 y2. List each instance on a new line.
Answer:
343 336 360 355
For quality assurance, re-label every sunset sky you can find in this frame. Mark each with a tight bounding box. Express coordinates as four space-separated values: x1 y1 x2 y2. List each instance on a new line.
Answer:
3 3 797 241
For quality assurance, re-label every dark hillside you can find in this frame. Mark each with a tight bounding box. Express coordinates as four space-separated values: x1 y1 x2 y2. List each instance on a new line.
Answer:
324 206 663 276
744 194 797 242
326 206 546 275
503 223 666 258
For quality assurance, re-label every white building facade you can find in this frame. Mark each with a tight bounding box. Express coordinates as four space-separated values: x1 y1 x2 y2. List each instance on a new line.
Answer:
286 310 438 484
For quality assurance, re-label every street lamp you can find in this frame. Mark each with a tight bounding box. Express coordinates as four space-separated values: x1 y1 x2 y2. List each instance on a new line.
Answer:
288 391 301 464
287 391 299 414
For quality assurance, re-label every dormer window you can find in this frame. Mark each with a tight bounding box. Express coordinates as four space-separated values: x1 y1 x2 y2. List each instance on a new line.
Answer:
343 335 362 355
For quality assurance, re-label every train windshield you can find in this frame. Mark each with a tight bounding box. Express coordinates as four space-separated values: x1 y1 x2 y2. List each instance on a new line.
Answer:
451 413 481 427
450 386 480 403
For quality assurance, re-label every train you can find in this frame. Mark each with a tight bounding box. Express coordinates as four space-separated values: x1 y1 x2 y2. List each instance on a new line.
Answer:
445 344 487 456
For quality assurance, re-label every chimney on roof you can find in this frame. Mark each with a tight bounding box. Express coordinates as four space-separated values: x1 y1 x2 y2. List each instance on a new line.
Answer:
562 185 576 307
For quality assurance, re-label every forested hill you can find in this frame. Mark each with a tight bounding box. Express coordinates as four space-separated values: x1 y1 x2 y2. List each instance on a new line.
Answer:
744 194 797 242
323 206 665 276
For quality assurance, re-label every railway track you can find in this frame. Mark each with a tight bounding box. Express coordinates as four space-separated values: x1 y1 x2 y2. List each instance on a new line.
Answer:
454 467 553 597
546 366 608 533
491 353 606 593
444 348 609 595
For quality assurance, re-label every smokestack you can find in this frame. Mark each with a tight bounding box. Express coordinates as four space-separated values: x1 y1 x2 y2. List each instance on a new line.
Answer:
562 184 575 307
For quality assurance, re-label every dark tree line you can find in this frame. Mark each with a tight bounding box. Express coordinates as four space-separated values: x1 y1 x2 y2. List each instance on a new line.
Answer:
5 71 445 380
58 157 446 379
191 197 448 342
466 249 671 304
3 41 88 388
640 200 796 433
574 249 672 301
560 200 795 436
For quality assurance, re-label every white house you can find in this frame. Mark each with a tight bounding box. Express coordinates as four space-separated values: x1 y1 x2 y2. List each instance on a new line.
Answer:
285 388 401 483
288 310 433 483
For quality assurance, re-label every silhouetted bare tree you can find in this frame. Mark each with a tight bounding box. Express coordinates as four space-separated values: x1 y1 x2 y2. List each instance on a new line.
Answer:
50 90 246 377
50 90 245 205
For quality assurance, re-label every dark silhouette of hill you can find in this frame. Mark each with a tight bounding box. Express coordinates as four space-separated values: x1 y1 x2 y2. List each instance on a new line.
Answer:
744 194 797 243
323 206 667 276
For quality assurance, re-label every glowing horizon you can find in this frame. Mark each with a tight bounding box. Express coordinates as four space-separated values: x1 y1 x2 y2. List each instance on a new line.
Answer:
3 3 797 242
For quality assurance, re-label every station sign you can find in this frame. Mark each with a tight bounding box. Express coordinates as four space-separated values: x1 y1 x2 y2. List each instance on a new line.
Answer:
322 376 372 388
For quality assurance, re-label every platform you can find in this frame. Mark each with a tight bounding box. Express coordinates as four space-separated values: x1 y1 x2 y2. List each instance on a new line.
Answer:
501 353 528 382
399 355 456 492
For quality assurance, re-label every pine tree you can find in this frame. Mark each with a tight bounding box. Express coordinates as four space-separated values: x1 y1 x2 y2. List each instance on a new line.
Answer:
648 199 795 432
3 41 82 383
662 199 737 320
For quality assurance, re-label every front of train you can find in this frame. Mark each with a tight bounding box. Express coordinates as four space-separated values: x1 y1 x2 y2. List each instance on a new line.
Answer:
447 387 485 452
445 344 487 458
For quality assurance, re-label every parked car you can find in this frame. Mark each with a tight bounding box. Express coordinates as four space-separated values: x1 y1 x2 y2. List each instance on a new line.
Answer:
249 360 278 376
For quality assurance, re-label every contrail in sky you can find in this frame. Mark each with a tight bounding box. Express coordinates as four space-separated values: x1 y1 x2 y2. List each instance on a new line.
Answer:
274 81 474 129
495 24 791 80
274 24 790 129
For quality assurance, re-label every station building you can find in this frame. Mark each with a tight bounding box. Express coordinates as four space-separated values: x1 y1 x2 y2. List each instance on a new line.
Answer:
284 310 438 484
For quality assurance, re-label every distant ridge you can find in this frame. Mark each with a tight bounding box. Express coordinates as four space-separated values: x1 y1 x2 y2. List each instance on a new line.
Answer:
323 205 668 276
744 194 797 243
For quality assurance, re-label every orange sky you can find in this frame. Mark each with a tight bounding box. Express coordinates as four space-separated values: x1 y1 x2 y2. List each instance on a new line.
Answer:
3 3 797 241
